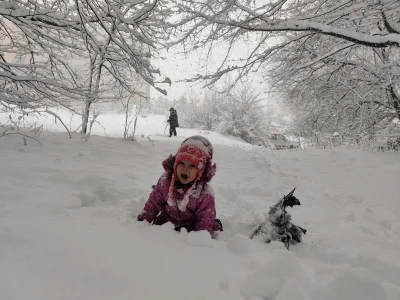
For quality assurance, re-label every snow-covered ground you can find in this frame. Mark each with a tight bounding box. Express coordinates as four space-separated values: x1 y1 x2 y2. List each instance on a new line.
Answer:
1 113 400 300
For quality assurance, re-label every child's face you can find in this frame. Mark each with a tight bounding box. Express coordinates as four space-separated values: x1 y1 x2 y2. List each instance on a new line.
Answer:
176 159 198 184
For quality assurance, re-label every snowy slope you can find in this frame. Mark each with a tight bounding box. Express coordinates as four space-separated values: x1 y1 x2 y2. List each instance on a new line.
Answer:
0 115 400 300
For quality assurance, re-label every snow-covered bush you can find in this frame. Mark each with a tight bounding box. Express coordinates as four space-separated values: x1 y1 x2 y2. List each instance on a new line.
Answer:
178 85 270 143
214 85 270 144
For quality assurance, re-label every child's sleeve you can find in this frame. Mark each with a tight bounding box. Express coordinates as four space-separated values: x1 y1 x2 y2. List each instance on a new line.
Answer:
138 176 167 223
195 192 217 234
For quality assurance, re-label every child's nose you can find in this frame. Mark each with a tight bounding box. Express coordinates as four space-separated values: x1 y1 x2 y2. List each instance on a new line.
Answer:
182 164 194 172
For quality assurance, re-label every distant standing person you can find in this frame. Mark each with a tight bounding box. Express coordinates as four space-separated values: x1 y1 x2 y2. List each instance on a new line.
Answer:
167 107 179 137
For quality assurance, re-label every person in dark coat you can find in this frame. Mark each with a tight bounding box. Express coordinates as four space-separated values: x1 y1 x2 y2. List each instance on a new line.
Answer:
167 107 179 137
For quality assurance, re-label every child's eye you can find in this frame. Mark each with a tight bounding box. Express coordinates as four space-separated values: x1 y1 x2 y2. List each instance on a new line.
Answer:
178 161 184 165
189 164 196 169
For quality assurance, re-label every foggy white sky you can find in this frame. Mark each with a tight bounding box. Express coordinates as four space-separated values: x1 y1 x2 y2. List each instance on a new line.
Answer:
149 46 283 115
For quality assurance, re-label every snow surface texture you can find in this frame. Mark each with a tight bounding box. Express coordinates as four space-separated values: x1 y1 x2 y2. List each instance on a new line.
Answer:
1 113 400 300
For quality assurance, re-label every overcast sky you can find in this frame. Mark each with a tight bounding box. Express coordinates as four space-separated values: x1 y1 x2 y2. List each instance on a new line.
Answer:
149 46 283 115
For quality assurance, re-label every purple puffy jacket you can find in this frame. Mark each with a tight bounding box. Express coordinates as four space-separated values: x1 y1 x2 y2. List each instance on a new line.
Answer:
138 154 221 234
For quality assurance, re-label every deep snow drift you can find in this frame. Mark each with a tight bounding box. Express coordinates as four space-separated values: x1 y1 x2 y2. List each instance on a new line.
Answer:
0 113 399 300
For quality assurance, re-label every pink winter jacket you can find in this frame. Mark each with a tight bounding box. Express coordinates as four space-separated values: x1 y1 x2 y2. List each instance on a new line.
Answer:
139 154 218 234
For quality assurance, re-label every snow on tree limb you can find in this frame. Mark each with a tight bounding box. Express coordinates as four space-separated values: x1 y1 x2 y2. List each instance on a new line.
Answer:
172 2 400 47
167 0 400 86
1 0 172 122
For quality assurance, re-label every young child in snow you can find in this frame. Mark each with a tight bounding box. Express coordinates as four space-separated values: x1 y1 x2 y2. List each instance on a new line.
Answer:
137 135 222 236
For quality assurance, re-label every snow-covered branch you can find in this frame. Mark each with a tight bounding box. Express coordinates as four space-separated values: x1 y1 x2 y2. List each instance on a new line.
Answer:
1 0 172 132
168 0 400 84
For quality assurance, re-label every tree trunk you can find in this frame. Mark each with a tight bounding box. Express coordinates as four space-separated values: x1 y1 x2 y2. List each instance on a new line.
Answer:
81 99 92 134
80 24 114 134
389 86 400 121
